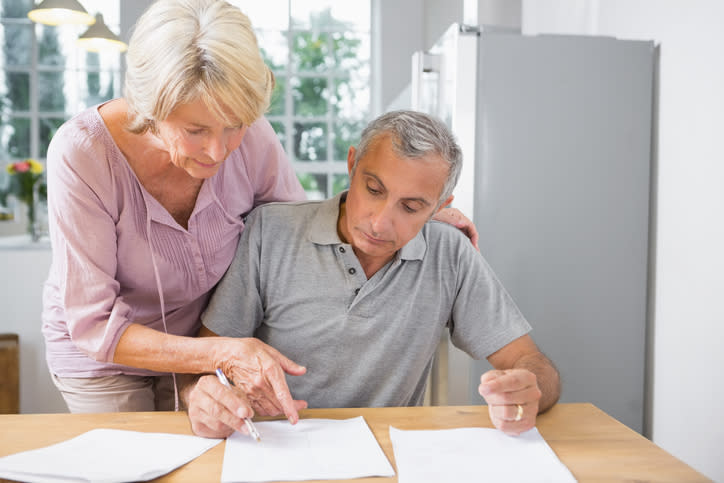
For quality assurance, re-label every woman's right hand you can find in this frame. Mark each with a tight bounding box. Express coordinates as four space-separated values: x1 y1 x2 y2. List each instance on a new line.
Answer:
185 336 307 439
212 336 308 422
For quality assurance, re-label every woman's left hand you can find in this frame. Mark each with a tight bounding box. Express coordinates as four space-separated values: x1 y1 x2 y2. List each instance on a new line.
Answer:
432 207 479 250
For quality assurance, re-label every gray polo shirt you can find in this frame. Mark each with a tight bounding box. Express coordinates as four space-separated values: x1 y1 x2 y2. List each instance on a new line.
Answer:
202 192 531 408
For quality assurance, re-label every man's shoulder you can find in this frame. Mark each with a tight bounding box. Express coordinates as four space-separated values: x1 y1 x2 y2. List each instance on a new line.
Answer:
423 219 473 246
246 199 324 229
252 198 322 216
417 219 481 264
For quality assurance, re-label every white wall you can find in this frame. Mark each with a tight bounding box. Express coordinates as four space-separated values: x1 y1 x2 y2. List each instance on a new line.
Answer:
0 241 64 413
524 1 724 480
377 0 520 111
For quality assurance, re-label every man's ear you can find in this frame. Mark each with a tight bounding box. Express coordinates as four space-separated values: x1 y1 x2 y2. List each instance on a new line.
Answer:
435 195 455 213
347 146 356 175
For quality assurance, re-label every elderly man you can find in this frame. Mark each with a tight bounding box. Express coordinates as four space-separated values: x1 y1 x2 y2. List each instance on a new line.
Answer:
181 110 560 438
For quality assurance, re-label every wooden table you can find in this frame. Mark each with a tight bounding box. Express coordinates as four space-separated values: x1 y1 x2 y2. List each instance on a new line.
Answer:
0 403 710 482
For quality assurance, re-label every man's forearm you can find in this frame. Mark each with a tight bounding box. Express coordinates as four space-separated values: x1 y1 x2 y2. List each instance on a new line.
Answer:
513 351 561 412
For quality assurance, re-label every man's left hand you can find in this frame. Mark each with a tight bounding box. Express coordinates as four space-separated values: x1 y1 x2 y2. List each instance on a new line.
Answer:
478 368 541 435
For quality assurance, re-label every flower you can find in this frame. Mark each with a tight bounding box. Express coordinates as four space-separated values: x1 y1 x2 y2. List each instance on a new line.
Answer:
6 159 44 176
5 159 44 200
1 159 47 239
2 159 46 212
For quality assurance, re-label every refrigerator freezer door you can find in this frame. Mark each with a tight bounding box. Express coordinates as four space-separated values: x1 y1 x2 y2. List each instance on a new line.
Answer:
464 33 654 433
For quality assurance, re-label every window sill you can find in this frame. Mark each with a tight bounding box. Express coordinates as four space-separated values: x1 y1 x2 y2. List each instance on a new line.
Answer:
0 234 50 250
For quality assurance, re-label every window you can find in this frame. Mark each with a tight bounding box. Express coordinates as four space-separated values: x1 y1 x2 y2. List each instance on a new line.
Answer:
0 0 370 225
232 0 371 199
0 0 122 164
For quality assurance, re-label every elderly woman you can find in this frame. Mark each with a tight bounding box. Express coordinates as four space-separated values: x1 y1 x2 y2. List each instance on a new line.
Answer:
42 0 476 420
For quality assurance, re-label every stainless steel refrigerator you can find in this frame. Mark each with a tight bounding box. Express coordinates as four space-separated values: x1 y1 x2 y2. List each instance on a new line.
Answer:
412 24 656 433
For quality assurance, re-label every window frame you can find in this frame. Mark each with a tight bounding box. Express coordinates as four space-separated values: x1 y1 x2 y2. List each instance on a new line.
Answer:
242 1 372 199
0 5 122 164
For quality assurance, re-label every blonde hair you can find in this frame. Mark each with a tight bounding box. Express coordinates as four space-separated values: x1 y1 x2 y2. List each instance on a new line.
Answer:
124 0 274 134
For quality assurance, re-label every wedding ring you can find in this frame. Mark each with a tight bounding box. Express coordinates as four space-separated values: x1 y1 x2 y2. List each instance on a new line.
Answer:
514 404 523 422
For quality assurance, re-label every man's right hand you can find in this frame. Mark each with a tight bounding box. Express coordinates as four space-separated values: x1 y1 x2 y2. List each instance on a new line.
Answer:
212 336 308 421
185 370 308 439
185 334 307 438
185 373 249 438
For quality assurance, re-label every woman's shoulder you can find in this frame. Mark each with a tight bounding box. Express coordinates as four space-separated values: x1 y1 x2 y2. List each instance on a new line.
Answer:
50 104 116 161
46 103 126 189
238 116 279 155
223 115 296 187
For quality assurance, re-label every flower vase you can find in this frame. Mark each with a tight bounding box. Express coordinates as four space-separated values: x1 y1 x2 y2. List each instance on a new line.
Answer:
25 195 38 241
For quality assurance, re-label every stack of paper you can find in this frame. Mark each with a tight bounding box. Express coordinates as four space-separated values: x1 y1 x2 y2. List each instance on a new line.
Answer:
390 426 576 483
221 416 395 482
0 428 222 483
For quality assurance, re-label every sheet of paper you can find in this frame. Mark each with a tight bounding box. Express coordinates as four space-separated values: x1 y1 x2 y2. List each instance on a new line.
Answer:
0 428 222 483
390 426 577 483
221 416 395 482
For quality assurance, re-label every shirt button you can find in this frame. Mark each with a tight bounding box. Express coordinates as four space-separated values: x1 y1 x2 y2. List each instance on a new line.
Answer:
339 246 346 253
355 288 360 295
348 267 356 275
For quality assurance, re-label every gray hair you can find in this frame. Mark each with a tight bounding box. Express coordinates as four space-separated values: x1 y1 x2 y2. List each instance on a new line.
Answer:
124 0 274 134
352 110 462 209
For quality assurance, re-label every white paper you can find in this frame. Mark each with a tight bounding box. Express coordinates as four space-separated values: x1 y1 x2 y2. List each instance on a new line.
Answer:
0 428 222 483
390 426 577 483
221 416 395 482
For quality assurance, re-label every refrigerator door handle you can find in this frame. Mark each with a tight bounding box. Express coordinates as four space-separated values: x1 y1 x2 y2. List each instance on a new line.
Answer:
411 51 441 113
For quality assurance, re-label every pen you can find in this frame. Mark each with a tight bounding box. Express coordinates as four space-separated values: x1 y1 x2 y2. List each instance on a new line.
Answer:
215 368 261 442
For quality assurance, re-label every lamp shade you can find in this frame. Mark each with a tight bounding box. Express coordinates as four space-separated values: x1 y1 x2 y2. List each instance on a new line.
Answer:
28 0 95 26
77 13 127 53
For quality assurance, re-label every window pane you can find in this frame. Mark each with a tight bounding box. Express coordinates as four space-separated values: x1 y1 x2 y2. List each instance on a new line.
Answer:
0 116 30 158
0 0 121 169
333 119 366 160
294 121 327 161
257 30 288 70
38 71 66 111
291 32 331 73
232 0 288 30
39 117 66 158
269 120 286 148
1 0 32 18
37 25 67 67
333 72 369 118
332 173 349 195
291 2 369 31
1 23 32 66
268 75 286 116
2 71 29 110
297 172 327 199
332 32 369 69
292 77 328 116
233 0 370 188
78 69 118 109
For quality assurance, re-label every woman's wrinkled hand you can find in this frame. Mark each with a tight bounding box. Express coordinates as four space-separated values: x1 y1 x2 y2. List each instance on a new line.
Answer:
213 337 308 424
432 206 479 250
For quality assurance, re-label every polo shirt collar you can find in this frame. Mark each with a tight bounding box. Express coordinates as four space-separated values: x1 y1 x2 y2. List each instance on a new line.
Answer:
307 191 427 261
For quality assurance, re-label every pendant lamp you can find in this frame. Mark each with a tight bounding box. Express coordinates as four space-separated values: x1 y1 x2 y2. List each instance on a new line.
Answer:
27 0 95 26
77 13 128 52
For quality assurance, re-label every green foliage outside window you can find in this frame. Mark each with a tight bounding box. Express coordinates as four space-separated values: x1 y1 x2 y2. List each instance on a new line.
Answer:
257 5 370 199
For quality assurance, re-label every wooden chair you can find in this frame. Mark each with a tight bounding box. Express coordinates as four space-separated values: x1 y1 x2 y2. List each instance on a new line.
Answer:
0 333 19 414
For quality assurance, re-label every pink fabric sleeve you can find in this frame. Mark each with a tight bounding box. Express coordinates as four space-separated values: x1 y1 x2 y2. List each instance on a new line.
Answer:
45 123 134 362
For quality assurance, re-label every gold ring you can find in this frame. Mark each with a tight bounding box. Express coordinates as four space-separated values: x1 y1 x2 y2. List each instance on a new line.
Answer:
514 404 523 421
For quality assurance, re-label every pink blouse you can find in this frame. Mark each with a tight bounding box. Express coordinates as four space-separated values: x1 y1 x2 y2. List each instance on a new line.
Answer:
41 105 306 377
